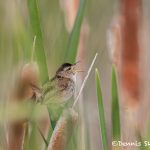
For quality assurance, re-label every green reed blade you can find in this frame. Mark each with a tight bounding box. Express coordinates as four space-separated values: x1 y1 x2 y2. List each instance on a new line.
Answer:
111 66 121 141
95 68 108 150
27 0 49 83
65 0 86 63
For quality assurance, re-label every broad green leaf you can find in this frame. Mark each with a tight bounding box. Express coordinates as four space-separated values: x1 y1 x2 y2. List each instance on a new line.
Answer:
95 68 108 150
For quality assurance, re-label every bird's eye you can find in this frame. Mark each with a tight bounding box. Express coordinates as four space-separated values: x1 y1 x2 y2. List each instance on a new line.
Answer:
66 67 71 71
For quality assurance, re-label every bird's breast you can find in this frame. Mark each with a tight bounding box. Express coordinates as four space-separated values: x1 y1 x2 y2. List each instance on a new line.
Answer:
56 78 75 100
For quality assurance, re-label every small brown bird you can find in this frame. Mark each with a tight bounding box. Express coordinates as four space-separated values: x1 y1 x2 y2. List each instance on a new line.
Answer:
38 62 80 105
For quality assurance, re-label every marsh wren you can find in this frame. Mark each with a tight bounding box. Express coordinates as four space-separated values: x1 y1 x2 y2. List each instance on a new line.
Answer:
37 62 80 104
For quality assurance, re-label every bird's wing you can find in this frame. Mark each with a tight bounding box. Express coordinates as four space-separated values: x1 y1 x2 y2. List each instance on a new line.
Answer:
42 80 60 103
42 80 55 95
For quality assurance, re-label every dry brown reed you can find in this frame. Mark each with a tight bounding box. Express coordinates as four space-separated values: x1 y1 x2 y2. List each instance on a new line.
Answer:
48 108 78 150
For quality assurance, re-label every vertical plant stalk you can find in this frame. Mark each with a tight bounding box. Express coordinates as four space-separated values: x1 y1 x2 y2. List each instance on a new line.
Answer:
72 53 98 108
111 66 121 149
48 108 78 150
95 69 108 150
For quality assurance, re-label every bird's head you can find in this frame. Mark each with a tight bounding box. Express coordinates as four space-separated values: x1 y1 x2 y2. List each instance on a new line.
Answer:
56 62 81 79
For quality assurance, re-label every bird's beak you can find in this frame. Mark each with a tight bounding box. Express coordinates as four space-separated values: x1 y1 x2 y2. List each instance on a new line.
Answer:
72 62 84 73
75 69 84 72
